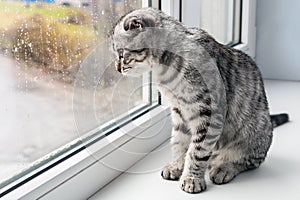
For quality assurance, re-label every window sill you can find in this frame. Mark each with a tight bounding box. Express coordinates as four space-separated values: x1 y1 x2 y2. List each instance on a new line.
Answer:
1 105 171 200
89 81 300 200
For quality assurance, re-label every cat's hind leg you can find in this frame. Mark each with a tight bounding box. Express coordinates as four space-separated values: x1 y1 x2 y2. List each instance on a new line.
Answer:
209 118 272 185
208 146 264 185
209 160 246 184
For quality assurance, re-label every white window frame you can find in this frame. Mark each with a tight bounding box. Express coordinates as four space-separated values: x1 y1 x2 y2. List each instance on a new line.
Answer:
0 0 256 199
167 0 256 57
234 0 257 58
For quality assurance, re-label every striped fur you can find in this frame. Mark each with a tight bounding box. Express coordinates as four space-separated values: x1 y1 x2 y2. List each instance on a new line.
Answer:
110 7 288 193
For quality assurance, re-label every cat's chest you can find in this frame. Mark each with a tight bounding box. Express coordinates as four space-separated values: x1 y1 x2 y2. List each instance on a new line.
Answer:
157 83 201 108
157 83 193 102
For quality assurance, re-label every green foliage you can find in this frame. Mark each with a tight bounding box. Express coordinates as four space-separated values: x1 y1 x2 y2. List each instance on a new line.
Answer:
13 14 80 71
0 2 99 82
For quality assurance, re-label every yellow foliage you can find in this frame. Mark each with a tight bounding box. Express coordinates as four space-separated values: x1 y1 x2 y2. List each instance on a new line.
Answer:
13 14 91 71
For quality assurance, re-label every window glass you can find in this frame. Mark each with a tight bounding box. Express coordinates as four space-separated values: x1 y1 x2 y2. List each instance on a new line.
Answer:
182 0 242 45
0 0 153 190
199 0 242 45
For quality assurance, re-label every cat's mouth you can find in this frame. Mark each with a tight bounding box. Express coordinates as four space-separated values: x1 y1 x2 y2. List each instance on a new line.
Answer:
122 66 132 72
115 58 134 74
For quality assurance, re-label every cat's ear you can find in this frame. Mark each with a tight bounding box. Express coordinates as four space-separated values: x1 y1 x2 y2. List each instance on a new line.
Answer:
124 17 144 31
123 16 155 31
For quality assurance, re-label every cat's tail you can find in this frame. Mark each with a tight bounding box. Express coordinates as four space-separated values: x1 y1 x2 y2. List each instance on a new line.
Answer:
271 113 289 128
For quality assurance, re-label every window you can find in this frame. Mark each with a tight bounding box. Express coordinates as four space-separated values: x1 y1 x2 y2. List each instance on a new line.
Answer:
163 0 256 55
0 0 160 198
199 0 242 45
0 0 256 199
181 0 242 45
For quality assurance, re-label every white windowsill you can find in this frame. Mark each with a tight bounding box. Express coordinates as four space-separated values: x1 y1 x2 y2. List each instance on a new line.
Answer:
1 105 172 200
89 80 300 200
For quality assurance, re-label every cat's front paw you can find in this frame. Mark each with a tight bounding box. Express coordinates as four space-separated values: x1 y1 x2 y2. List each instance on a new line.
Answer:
161 164 182 180
179 176 206 193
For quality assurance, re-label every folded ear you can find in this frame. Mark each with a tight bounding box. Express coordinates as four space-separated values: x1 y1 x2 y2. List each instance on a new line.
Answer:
123 15 155 31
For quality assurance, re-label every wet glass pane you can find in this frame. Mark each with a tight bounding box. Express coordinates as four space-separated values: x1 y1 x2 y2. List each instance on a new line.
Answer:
0 0 151 189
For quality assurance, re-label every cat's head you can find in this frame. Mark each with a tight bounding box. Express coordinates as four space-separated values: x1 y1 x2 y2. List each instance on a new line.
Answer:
110 7 160 75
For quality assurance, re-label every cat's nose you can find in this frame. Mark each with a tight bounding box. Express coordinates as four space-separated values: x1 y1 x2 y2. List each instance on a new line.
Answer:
117 48 124 59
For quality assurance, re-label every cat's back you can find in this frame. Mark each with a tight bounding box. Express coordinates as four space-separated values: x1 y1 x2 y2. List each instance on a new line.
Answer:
187 27 269 121
187 27 255 69
187 27 263 90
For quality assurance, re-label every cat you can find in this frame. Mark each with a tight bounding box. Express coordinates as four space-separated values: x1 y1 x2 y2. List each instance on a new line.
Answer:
110 7 289 193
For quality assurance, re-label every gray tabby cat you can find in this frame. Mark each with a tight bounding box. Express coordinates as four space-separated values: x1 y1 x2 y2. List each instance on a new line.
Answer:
110 7 289 193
